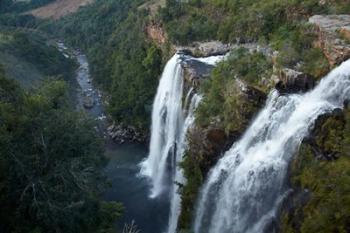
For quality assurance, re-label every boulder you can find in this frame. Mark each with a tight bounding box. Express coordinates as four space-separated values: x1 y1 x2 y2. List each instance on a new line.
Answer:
309 15 350 66
107 123 148 144
276 68 315 94
83 95 94 109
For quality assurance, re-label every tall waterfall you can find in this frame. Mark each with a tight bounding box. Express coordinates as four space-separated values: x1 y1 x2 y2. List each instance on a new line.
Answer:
167 93 202 233
140 54 184 198
194 59 350 233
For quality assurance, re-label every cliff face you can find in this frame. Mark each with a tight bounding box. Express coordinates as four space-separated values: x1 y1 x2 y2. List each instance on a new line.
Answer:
145 22 167 45
279 15 350 233
281 107 350 233
309 15 350 66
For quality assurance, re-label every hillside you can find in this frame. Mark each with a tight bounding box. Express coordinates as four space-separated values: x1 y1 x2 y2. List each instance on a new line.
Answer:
29 0 94 19
0 28 76 88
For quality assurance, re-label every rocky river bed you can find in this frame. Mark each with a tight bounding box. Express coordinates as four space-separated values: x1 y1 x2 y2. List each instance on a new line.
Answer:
57 42 169 233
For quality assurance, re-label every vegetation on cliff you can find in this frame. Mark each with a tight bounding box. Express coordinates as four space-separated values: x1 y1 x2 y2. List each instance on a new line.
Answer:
196 48 271 133
282 108 350 233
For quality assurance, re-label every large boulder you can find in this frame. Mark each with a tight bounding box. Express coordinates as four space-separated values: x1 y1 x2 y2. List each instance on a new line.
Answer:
309 15 350 66
276 68 315 94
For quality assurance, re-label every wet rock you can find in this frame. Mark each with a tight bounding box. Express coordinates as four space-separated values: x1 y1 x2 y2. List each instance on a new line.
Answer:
83 95 94 108
309 15 350 66
187 126 229 174
276 68 315 94
303 108 345 160
181 57 214 87
107 123 148 144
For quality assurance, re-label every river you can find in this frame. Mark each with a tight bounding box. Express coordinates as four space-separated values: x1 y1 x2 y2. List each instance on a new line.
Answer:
57 42 169 233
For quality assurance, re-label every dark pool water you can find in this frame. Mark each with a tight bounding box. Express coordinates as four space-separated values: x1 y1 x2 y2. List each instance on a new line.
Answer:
104 141 169 233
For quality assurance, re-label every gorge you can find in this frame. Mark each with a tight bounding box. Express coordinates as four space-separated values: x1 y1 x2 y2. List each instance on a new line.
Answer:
1 0 350 233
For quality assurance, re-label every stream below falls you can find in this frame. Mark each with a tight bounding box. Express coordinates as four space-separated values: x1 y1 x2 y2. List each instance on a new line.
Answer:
57 42 169 233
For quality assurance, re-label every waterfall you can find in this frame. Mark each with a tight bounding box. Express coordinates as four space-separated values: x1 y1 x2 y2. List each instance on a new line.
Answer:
194 59 350 233
140 54 184 198
167 93 202 233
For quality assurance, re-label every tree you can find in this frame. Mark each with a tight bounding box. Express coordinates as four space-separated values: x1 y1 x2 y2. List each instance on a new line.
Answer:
0 74 122 233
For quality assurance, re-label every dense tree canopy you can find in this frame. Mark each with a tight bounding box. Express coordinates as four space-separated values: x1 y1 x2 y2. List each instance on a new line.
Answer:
0 69 122 233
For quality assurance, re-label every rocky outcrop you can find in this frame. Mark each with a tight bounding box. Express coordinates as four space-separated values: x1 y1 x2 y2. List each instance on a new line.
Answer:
309 15 350 66
177 41 231 57
178 42 273 58
302 108 345 160
107 123 148 144
187 126 231 174
145 21 167 45
181 57 215 88
82 95 94 108
275 68 315 94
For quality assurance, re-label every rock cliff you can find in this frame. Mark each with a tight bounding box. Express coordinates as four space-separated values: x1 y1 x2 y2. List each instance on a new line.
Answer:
309 15 350 66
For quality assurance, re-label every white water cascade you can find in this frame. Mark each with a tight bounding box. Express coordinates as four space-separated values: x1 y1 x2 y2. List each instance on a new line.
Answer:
166 93 202 233
140 54 184 198
140 52 225 233
194 59 350 233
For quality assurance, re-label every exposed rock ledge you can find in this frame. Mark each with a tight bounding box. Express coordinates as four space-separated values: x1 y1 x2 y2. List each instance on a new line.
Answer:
309 15 350 66
177 41 231 57
276 68 315 94
177 41 273 58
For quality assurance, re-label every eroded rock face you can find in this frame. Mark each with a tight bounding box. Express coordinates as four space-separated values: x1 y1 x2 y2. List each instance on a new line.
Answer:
309 15 350 66
187 126 230 174
145 21 167 45
276 68 315 94
181 57 214 88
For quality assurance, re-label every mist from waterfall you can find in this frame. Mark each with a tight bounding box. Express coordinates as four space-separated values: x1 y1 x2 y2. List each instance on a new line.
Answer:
194 59 350 233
